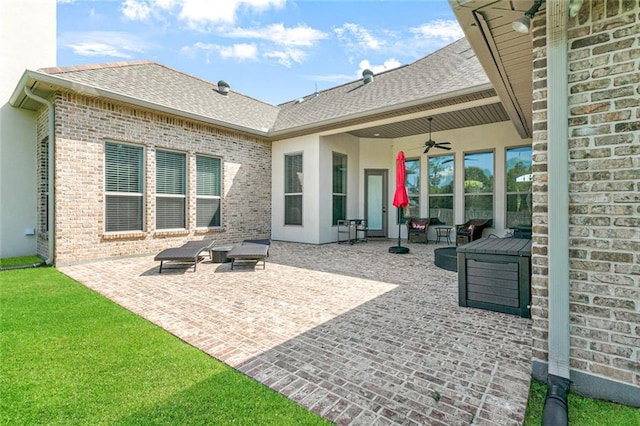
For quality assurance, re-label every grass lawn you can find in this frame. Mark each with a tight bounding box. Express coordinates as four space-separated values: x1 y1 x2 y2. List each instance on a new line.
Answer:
1 266 329 425
524 375 640 425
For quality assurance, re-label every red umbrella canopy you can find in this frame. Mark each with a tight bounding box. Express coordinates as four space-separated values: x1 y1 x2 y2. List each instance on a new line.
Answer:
392 151 409 208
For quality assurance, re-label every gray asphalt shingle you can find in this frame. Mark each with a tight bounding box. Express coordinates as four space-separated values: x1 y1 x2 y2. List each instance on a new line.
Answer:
38 38 488 136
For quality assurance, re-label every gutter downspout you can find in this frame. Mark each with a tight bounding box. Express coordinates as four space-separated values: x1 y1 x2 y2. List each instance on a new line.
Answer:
543 0 571 424
23 87 55 266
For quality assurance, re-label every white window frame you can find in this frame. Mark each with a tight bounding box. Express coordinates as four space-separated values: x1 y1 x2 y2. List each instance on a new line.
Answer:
104 141 145 233
284 152 303 226
196 154 222 229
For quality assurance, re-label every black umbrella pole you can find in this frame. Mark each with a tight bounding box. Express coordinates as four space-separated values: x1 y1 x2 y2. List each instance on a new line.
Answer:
389 207 410 254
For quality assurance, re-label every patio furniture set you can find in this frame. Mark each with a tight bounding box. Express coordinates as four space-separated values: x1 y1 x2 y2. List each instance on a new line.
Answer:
154 239 270 273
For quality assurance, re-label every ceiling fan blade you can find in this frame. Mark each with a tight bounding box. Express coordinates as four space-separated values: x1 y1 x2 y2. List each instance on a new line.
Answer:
437 146 452 151
436 141 451 146
423 147 431 154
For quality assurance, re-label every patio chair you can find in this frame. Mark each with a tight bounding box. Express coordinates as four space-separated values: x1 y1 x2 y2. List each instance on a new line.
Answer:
227 239 271 270
154 239 215 273
455 219 492 245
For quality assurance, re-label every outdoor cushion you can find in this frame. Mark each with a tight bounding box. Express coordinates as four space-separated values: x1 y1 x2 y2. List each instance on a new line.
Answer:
154 239 215 273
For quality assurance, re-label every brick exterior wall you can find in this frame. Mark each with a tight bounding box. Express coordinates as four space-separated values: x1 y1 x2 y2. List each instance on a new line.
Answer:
530 0 639 391
37 92 271 264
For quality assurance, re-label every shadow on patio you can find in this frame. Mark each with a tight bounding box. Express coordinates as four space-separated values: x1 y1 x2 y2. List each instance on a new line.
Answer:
59 240 532 425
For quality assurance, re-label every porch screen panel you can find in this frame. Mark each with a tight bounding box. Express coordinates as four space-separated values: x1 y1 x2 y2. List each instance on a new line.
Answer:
506 146 532 228
428 155 453 225
196 155 221 228
464 151 494 222
105 142 144 232
285 153 302 225
156 150 186 230
332 152 347 225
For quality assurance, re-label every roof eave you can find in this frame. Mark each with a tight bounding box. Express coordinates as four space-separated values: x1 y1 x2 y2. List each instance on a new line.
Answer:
448 0 532 139
10 70 271 139
267 82 495 140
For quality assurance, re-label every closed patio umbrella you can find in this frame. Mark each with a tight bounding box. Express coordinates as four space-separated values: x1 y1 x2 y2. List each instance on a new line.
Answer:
389 151 410 254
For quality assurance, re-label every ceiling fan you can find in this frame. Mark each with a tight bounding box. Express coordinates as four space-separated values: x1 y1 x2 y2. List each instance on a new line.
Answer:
422 117 452 153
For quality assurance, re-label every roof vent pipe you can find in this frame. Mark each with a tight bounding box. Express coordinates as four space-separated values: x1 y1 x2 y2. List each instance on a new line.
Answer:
362 69 374 84
217 80 230 95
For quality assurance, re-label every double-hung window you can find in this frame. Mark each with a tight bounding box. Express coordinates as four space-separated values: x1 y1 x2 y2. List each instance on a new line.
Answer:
505 146 532 228
105 142 144 232
332 152 347 225
156 149 186 230
284 153 303 225
196 155 221 228
464 151 494 221
428 155 454 225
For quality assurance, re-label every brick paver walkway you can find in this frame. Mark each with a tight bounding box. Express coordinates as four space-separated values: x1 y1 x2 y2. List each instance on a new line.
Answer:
60 240 532 425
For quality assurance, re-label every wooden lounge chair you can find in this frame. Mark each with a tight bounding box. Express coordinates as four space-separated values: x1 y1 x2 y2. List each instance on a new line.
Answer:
227 239 270 270
154 239 215 273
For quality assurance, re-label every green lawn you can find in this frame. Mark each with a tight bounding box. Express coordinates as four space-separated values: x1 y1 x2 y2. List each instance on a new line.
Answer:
1 266 329 425
524 372 640 425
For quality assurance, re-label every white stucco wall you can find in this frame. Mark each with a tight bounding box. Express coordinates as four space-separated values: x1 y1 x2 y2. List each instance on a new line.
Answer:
271 134 322 243
272 121 529 245
0 0 56 258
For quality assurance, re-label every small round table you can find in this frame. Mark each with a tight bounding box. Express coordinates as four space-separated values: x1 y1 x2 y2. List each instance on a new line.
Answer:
210 245 234 263
434 226 453 245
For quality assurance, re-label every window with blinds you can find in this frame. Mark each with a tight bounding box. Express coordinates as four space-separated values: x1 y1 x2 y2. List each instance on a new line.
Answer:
156 149 186 230
332 152 347 226
284 153 302 225
196 155 221 228
105 142 144 232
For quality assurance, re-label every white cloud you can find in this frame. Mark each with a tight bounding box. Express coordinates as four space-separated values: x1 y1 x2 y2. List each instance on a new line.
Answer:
61 31 150 58
225 24 328 47
122 0 151 20
68 43 133 58
264 48 305 67
121 0 286 27
410 20 464 42
357 58 401 76
334 23 385 51
181 42 258 61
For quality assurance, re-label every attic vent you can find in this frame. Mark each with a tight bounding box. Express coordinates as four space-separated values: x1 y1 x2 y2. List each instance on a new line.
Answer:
362 69 374 84
217 80 230 95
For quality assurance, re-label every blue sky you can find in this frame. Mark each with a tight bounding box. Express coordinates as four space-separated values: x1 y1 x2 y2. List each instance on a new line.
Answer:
57 0 464 105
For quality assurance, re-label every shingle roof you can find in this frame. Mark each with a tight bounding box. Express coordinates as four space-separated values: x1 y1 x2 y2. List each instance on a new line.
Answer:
32 38 489 137
38 61 280 134
271 38 489 132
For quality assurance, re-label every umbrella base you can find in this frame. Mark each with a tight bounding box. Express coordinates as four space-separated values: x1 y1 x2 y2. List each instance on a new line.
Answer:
389 246 410 254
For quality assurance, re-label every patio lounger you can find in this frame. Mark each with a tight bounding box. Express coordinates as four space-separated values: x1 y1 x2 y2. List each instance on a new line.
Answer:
227 239 270 270
154 239 215 273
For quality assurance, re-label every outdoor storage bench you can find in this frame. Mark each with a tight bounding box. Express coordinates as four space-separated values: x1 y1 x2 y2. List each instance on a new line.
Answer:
457 237 531 318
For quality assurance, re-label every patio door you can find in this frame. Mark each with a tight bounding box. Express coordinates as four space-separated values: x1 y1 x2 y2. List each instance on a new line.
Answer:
364 169 388 237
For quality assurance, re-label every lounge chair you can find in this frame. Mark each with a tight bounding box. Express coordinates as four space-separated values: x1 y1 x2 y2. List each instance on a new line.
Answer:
154 239 215 273
227 239 270 270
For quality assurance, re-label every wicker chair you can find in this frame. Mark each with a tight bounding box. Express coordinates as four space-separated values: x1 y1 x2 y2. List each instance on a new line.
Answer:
455 219 492 245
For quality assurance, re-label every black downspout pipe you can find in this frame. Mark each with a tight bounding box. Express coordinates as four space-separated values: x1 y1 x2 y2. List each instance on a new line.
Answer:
542 374 571 426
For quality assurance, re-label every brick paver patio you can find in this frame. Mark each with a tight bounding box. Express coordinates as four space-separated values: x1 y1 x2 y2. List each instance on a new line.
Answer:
59 240 532 425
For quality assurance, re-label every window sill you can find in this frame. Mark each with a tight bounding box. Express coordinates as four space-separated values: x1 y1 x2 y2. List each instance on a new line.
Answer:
154 229 189 238
195 227 223 234
102 231 147 241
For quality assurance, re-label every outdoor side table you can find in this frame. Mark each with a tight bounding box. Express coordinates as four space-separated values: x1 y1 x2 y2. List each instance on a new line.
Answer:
211 245 234 263
434 226 452 244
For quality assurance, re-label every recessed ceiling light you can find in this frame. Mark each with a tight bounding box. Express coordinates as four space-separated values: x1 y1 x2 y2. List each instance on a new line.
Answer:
373 133 380 137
